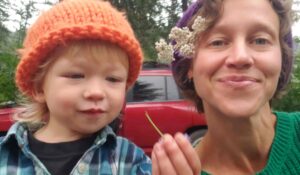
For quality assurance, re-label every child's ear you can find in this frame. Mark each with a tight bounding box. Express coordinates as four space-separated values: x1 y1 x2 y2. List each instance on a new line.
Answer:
32 90 45 103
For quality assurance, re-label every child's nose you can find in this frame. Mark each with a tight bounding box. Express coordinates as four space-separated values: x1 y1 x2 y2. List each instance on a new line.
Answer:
83 79 105 101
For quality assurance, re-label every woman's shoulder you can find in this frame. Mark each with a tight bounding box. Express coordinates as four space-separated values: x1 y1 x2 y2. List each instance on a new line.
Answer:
274 111 300 119
274 111 300 131
276 112 300 142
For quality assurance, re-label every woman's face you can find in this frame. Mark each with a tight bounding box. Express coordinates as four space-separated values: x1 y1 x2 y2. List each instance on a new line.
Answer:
189 0 281 118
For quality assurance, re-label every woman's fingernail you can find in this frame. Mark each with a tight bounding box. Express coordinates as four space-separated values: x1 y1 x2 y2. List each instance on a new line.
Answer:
163 134 174 144
158 137 163 143
184 133 191 142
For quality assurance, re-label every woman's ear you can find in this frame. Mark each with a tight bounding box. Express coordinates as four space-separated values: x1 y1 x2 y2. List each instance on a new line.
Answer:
188 67 193 79
187 59 194 79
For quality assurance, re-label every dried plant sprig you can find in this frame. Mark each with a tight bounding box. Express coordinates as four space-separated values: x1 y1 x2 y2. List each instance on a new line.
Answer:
191 15 206 34
155 15 207 64
155 39 174 64
145 111 164 137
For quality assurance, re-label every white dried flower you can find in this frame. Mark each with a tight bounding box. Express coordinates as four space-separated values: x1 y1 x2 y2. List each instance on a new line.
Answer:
192 16 206 33
155 15 207 64
179 44 195 58
155 39 174 64
169 27 191 49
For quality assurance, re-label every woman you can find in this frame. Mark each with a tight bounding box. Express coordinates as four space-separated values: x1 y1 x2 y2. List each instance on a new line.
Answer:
152 0 300 174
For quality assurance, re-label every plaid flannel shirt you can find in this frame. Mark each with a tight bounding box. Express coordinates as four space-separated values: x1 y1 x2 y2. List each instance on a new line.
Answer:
0 122 151 175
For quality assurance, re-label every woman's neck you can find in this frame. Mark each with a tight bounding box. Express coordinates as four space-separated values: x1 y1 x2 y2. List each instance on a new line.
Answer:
197 106 277 174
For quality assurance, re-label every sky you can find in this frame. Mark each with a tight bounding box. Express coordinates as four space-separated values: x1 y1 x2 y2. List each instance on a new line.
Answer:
292 2 300 37
293 22 300 37
3 1 300 37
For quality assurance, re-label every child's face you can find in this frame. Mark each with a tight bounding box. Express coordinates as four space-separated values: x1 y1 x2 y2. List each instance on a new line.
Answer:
36 43 129 140
190 0 281 118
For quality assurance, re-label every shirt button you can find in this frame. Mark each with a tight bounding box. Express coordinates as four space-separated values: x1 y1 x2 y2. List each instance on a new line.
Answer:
78 163 87 174
18 143 24 148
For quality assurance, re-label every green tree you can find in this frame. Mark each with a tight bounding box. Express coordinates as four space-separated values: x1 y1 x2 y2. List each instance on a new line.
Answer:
294 0 300 21
110 0 164 60
0 0 47 104
110 0 192 61
271 2 300 111
0 53 18 103
0 0 11 51
0 0 10 23
272 37 300 111
13 0 37 46
181 0 189 12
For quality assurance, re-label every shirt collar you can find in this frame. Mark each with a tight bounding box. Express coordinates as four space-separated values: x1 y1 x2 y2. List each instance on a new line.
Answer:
1 122 117 149
0 122 28 147
94 125 117 149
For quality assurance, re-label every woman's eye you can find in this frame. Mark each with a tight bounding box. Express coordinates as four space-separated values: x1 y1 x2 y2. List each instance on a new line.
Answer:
210 40 227 47
253 38 268 45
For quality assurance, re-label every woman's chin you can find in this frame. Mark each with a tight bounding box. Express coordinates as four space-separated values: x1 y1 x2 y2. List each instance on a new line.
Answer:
212 101 268 119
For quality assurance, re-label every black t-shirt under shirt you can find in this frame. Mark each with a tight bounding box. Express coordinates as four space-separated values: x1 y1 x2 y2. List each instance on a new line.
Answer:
28 132 96 175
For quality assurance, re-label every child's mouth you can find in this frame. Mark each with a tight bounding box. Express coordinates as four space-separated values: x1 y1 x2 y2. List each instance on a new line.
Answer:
80 108 105 115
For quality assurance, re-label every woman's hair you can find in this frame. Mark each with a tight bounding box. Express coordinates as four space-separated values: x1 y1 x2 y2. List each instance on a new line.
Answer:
13 40 128 127
172 0 294 112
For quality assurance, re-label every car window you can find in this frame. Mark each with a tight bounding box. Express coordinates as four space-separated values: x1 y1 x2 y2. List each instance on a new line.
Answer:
126 75 182 103
166 76 180 100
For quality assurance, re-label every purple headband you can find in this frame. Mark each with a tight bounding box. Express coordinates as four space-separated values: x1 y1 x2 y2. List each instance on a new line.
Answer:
176 0 203 28
172 0 294 92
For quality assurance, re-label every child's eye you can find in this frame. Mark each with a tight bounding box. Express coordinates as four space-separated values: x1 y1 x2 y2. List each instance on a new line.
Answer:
64 73 85 79
106 76 123 83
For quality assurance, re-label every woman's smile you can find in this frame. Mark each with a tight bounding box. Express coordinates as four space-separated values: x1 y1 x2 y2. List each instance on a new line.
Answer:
217 75 260 89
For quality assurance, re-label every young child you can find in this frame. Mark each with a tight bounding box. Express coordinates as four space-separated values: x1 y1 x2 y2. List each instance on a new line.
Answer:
0 0 151 175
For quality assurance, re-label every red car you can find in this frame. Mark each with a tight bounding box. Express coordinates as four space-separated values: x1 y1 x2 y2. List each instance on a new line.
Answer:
0 68 207 156
119 68 207 156
0 107 17 135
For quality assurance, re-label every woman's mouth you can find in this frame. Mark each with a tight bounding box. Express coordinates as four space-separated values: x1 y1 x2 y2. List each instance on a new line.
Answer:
218 75 260 88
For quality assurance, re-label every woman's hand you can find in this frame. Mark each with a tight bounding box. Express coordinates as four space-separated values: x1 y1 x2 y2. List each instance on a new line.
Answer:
152 133 201 175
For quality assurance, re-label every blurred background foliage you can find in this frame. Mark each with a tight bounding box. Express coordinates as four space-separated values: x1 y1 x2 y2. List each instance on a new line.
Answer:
272 43 300 111
0 0 299 111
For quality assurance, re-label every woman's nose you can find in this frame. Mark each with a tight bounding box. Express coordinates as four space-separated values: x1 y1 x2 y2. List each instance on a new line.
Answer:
225 40 254 69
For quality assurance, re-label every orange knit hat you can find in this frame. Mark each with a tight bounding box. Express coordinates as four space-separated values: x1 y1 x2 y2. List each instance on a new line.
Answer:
15 0 143 97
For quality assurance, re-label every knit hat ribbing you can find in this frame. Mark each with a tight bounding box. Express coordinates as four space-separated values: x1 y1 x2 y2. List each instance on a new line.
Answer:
16 0 143 97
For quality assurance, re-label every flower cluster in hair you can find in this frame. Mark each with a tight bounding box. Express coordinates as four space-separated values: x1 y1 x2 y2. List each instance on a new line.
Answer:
155 15 207 64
